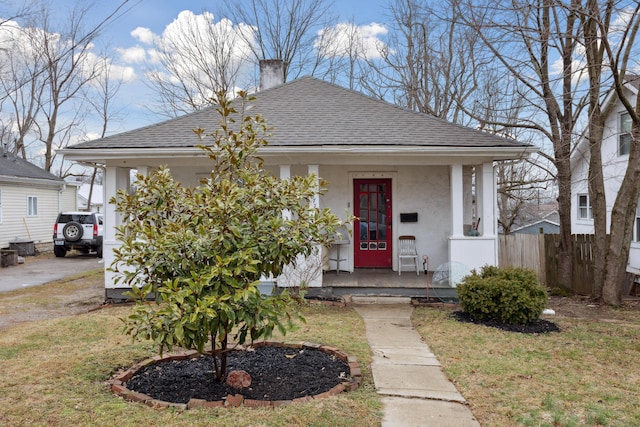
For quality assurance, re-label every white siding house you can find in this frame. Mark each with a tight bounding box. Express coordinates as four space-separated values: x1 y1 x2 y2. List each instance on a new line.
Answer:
0 152 76 251
76 183 104 212
61 71 536 299
571 77 640 275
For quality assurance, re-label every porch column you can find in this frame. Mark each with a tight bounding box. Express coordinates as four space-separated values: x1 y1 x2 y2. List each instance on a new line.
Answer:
307 164 322 287
280 165 291 220
476 162 496 237
307 164 320 208
450 164 464 237
104 166 130 290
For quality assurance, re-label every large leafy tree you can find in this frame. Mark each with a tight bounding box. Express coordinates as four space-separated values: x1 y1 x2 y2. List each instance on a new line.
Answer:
112 91 342 380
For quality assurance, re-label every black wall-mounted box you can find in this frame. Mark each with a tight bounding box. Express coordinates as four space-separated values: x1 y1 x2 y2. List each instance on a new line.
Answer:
400 212 418 223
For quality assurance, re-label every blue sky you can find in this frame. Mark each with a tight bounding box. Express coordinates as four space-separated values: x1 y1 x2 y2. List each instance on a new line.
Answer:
47 0 392 135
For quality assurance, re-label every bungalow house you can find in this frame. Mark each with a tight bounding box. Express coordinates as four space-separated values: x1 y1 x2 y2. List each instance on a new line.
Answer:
61 63 536 300
0 151 77 253
571 76 640 276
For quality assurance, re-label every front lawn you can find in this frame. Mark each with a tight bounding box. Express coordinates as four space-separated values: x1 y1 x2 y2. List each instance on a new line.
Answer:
0 276 381 427
412 302 640 427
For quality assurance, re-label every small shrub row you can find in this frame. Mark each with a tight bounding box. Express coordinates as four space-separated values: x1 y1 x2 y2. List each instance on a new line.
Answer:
457 266 547 325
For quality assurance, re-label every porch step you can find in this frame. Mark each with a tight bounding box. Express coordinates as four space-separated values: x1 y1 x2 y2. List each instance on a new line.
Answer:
305 286 458 300
350 296 412 304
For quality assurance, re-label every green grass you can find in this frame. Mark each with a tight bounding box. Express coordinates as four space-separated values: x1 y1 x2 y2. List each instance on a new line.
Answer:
412 305 640 427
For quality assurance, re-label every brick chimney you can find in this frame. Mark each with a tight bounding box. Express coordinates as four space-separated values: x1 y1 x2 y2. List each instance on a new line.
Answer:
259 59 284 91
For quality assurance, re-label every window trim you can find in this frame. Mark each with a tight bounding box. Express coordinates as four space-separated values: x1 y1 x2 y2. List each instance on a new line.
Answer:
0 187 2 224
578 193 592 220
619 112 632 156
27 195 38 217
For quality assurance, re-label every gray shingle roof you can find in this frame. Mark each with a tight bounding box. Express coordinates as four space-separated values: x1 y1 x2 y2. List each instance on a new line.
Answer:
0 153 64 183
68 76 528 151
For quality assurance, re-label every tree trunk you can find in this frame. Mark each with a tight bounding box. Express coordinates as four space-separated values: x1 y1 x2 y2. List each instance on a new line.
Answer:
587 114 607 299
602 127 640 305
555 140 574 290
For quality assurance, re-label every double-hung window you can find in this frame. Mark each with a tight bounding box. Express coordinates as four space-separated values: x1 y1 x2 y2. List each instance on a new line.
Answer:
27 196 38 216
619 112 632 156
578 194 592 220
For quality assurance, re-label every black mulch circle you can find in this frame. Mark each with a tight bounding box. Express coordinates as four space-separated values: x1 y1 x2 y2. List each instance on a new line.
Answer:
125 346 350 404
452 311 560 334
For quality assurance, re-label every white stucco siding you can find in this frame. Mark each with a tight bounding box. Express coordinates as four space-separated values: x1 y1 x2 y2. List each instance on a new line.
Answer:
320 165 451 272
395 166 451 268
0 183 60 248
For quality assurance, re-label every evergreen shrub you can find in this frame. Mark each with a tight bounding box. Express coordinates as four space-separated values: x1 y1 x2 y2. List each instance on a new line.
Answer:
457 266 547 325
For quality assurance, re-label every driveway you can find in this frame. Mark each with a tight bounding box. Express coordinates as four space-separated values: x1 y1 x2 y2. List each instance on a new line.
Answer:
0 253 103 293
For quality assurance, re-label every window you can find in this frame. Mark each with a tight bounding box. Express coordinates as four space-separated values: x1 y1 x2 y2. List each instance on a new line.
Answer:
636 216 640 243
27 196 38 216
0 188 2 223
578 194 592 220
619 112 632 156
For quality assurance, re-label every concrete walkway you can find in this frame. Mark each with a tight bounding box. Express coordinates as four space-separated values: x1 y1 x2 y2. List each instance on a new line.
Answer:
355 302 480 427
0 254 102 293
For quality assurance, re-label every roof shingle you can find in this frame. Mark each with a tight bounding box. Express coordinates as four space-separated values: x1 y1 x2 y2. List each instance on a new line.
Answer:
68 77 529 151
0 153 64 183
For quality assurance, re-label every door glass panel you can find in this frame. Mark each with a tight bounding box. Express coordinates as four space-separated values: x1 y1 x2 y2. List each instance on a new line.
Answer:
358 181 389 246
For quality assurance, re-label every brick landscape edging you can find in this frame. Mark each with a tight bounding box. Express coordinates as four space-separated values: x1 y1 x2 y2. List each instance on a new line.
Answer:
109 340 361 409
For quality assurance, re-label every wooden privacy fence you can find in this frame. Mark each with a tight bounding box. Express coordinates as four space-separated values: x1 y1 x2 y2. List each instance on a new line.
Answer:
498 233 594 294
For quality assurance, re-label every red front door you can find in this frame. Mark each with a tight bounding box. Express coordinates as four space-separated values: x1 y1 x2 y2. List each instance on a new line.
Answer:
354 179 392 268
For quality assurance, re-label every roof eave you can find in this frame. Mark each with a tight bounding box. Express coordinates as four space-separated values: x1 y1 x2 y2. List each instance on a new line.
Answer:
0 175 66 186
61 144 537 164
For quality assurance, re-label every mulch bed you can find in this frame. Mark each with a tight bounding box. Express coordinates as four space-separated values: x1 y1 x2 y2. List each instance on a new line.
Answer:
451 311 560 334
114 343 359 407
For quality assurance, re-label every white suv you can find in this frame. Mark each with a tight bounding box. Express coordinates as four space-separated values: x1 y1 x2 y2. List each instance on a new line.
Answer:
53 212 104 258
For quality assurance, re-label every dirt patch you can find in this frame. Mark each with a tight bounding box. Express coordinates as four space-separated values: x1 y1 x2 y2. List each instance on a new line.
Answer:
0 270 104 330
547 295 640 323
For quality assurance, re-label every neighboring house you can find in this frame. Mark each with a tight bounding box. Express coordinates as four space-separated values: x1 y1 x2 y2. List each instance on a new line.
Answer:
61 63 536 299
509 202 560 235
76 183 104 212
0 151 77 251
571 75 640 275
511 219 560 235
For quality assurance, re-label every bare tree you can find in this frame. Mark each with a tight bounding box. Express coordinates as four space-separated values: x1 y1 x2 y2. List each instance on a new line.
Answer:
0 1 133 171
456 0 588 290
314 19 368 90
497 159 556 234
0 17 46 158
145 11 251 116
581 0 640 304
67 50 125 208
217 0 337 82
365 0 491 125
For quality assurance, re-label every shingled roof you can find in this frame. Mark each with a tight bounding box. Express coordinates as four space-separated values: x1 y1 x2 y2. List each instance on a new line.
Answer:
67 76 529 151
0 152 64 184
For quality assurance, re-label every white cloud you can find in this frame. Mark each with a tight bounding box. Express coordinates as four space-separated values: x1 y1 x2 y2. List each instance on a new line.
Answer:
316 22 387 60
117 46 146 64
131 26 157 45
